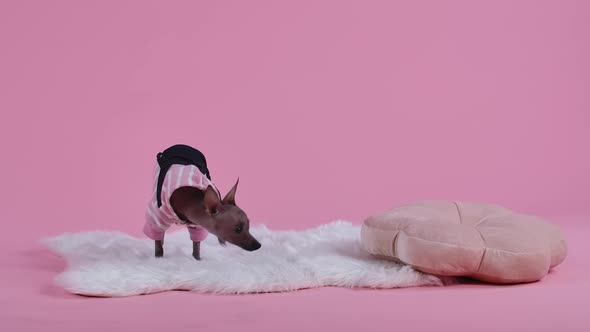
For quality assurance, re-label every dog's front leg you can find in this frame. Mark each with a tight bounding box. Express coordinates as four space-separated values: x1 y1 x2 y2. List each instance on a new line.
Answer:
192 241 201 260
155 240 164 257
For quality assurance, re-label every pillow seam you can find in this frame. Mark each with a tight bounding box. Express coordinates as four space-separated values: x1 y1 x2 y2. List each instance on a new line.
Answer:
366 225 540 256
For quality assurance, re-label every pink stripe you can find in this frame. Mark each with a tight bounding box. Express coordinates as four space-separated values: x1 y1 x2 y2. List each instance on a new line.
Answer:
182 166 192 187
156 207 173 226
163 165 184 222
187 166 195 186
147 204 167 229
163 165 177 206
175 166 185 190
197 173 204 188
162 204 177 221
166 165 174 200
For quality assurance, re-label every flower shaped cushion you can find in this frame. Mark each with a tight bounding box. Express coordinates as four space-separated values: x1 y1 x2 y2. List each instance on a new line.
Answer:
361 201 567 283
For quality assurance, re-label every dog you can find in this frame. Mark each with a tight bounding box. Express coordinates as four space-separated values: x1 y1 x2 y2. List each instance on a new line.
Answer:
143 144 261 260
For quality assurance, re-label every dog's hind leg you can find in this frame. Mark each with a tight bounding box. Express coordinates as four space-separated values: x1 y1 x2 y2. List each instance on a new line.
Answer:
192 241 201 260
155 240 164 257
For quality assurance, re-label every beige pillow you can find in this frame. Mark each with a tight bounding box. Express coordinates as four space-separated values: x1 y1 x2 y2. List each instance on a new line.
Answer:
361 201 567 283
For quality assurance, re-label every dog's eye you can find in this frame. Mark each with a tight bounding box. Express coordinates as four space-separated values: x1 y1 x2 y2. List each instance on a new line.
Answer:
234 224 243 234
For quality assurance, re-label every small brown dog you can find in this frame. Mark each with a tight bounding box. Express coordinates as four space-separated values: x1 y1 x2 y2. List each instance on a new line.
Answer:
143 144 261 260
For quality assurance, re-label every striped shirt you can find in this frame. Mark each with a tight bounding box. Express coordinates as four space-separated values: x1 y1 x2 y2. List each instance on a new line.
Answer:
143 164 219 242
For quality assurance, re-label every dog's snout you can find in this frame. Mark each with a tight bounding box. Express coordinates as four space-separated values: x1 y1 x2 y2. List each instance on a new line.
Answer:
248 240 261 251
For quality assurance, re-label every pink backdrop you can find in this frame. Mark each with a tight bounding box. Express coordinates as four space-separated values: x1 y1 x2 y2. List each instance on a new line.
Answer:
2 1 590 332
1 1 588 239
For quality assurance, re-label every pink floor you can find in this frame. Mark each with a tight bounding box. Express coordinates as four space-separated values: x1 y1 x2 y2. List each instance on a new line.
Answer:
4 218 589 332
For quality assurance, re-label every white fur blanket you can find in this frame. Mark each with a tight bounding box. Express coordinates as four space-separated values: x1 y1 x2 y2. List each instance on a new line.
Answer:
45 221 444 296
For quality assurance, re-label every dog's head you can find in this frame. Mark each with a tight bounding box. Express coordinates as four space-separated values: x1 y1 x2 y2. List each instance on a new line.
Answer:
203 180 261 251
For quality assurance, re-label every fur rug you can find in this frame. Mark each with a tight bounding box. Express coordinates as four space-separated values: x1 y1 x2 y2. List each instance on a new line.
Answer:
45 221 445 296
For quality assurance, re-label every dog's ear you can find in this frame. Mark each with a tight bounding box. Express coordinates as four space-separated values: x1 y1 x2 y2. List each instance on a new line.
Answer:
222 178 239 205
204 186 221 215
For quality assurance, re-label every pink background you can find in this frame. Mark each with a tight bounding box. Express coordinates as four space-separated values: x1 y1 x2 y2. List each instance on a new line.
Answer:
1 1 589 331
